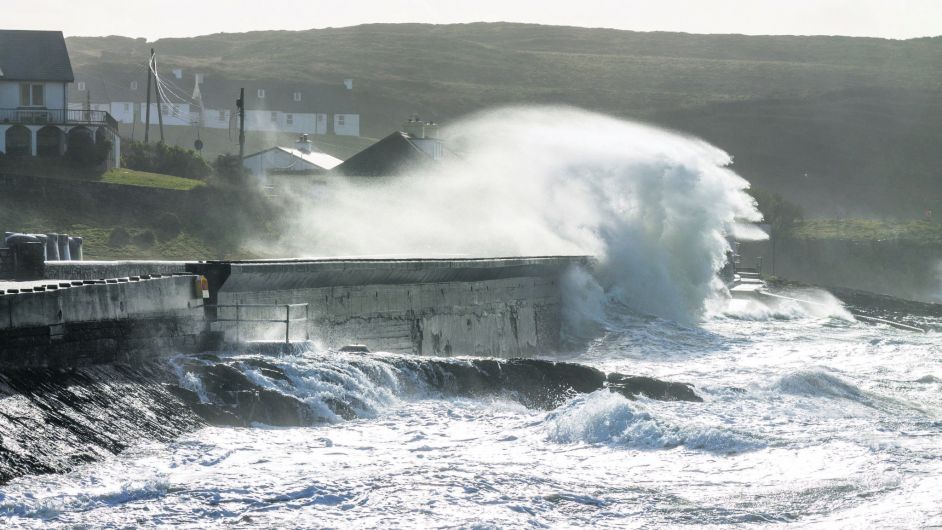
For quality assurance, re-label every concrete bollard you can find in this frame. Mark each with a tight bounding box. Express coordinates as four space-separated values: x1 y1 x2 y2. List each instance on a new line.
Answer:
68 237 83 261
46 233 60 261
57 234 71 261
0 247 12 279
11 241 45 281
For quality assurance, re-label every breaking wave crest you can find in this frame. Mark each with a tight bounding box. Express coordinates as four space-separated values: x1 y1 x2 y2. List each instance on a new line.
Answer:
266 106 763 323
773 370 868 402
544 389 762 453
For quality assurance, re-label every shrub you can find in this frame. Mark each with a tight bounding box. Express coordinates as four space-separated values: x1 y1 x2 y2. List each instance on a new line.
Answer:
155 212 183 240
750 188 804 234
65 133 110 167
132 230 156 248
213 153 250 183
108 227 131 247
122 141 211 180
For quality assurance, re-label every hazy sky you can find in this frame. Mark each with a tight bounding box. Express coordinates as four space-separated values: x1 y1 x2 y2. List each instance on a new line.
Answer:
7 0 941 40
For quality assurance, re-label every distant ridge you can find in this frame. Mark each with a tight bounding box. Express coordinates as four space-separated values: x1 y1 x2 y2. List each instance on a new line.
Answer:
66 23 942 217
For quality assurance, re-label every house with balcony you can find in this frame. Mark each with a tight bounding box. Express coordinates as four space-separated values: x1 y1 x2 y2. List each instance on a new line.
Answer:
0 30 120 166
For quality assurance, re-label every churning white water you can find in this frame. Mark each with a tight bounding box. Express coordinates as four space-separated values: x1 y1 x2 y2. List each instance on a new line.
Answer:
265 106 763 322
2 109 940 528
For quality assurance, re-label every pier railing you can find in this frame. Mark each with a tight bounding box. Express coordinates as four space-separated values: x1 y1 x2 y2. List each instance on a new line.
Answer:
206 303 309 344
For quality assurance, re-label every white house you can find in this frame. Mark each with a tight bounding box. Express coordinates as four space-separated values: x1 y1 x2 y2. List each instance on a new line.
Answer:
242 134 342 177
0 30 120 166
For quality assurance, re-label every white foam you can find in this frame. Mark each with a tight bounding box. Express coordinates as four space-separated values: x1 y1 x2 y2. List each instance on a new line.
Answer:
544 389 762 453
260 106 762 323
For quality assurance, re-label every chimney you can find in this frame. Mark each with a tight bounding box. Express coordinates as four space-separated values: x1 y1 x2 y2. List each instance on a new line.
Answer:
402 114 426 138
296 133 313 154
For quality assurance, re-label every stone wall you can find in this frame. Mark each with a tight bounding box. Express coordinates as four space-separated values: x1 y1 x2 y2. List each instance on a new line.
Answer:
0 275 206 368
213 257 583 355
738 237 942 303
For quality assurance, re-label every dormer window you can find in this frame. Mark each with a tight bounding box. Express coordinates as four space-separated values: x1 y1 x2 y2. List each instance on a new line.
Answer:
130 81 138 90
77 82 86 91
257 89 266 99
19 83 44 107
293 91 302 102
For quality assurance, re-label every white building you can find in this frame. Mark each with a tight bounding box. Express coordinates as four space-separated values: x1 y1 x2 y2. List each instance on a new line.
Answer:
242 134 342 177
0 30 120 166
70 71 362 138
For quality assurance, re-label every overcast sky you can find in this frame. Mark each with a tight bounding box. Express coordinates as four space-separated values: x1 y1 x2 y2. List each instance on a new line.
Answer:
6 0 941 40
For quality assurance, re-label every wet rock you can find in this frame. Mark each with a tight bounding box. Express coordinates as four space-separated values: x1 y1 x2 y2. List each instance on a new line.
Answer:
606 374 703 402
232 389 310 427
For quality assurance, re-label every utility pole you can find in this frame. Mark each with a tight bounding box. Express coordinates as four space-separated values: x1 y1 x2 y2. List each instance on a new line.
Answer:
237 87 245 159
144 49 153 143
155 54 165 144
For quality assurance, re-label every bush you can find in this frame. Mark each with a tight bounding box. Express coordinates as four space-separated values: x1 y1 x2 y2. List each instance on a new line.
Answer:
65 133 110 167
751 188 804 234
213 153 250 183
122 141 211 180
155 212 183 240
108 227 131 247
132 230 156 248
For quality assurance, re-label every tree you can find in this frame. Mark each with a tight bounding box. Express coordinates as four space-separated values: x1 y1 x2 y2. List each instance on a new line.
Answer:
750 188 804 233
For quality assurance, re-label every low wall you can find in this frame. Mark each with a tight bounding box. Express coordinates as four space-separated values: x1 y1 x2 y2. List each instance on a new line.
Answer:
213 257 586 355
738 237 942 303
43 260 188 280
0 275 206 368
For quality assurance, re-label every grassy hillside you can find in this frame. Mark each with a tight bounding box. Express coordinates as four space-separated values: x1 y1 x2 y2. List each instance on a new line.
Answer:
64 23 942 218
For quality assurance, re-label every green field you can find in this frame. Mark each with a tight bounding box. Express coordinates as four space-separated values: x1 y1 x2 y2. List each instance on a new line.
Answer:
100 168 206 190
791 219 942 246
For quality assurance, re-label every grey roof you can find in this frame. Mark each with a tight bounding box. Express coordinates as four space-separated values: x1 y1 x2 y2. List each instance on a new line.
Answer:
0 30 74 82
332 131 429 177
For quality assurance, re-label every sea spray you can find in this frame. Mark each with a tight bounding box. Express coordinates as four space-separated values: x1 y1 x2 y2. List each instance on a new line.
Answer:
262 106 763 321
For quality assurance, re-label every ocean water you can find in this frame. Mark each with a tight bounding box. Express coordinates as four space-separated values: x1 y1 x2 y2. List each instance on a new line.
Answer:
1 300 940 529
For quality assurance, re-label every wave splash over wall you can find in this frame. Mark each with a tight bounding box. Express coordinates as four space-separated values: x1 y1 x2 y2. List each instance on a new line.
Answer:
268 106 763 322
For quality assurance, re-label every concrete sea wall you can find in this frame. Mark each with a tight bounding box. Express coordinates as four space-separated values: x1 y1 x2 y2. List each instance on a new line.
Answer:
738 237 942 303
0 275 205 368
212 257 586 355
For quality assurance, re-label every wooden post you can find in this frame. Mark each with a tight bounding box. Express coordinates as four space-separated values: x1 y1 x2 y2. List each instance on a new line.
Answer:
144 49 153 143
237 88 245 159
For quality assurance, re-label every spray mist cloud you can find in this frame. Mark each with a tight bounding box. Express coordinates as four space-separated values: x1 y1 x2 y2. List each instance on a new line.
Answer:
258 106 763 322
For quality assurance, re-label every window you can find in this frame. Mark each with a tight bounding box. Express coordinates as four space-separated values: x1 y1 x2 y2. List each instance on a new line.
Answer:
19 83 44 106
257 88 266 99
293 91 302 102
218 110 226 121
123 103 130 111
77 82 86 91
270 111 278 123
337 114 346 126
130 81 138 90
286 114 293 125
318 114 325 122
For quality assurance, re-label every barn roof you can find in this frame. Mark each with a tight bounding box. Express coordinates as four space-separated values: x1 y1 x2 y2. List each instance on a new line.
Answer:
0 30 74 82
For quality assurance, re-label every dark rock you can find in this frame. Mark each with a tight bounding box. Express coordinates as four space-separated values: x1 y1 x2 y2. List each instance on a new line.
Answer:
606 373 703 402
